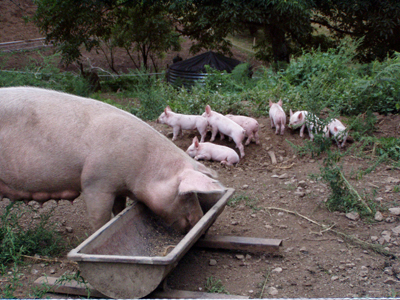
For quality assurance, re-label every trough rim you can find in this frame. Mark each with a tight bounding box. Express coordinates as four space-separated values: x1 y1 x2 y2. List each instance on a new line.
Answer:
67 188 234 265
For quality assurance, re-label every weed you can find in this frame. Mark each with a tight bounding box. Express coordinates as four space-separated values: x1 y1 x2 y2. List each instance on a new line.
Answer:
0 202 65 266
205 276 227 294
227 194 261 211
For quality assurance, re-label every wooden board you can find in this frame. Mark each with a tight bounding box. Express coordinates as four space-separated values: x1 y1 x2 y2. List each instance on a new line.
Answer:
195 235 282 253
33 276 249 299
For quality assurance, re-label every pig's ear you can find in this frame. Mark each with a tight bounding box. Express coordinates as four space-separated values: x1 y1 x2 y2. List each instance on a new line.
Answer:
166 105 171 111
205 105 211 114
195 162 218 178
298 112 302 119
194 136 200 147
269 99 273 107
278 99 283 106
164 107 169 115
334 127 338 132
290 109 293 116
178 169 225 195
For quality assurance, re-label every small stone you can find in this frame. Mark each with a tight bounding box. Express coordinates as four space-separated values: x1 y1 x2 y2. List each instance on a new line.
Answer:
236 254 245 260
384 277 398 284
298 180 307 188
374 211 384 221
331 276 339 281
299 246 307 253
65 227 73 233
268 287 279 296
389 207 400 215
242 184 249 190
245 254 252 260
31 269 38 275
209 259 217 266
386 217 396 223
272 267 283 273
294 191 306 197
278 173 289 179
345 212 360 221
50 269 56 274
231 220 238 225
392 225 400 235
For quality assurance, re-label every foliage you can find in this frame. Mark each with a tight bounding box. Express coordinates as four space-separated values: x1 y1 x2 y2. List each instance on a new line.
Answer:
32 0 179 71
317 151 375 216
205 276 228 294
313 0 400 62
0 202 65 266
0 52 91 96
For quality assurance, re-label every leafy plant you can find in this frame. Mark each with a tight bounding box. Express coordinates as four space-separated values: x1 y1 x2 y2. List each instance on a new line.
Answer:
205 276 227 294
0 202 65 266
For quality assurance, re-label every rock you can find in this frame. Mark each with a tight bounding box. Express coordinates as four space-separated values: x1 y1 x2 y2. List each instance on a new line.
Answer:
374 211 384 221
65 227 73 233
236 254 245 260
272 267 283 273
370 236 378 242
392 225 400 235
278 173 289 179
389 207 400 215
209 259 217 266
383 277 398 285
294 191 306 197
31 269 38 275
331 276 339 281
345 212 360 221
268 287 278 296
50 269 56 274
297 180 307 188
242 184 249 190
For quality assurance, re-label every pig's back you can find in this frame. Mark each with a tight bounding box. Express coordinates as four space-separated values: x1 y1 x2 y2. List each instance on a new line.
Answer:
0 87 190 194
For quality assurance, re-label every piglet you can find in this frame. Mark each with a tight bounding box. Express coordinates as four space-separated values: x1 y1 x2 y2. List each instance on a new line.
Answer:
225 114 260 145
327 118 348 148
269 99 286 135
186 137 240 166
202 105 246 158
289 110 328 140
157 106 208 142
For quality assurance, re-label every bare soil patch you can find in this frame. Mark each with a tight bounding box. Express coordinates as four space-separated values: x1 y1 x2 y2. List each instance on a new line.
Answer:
1 1 400 299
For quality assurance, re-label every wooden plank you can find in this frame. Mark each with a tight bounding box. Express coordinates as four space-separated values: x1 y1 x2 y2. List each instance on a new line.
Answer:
149 288 249 299
33 276 107 298
195 235 282 253
34 276 249 299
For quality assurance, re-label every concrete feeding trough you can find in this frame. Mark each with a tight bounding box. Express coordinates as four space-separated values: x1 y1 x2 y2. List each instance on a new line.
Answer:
67 188 235 299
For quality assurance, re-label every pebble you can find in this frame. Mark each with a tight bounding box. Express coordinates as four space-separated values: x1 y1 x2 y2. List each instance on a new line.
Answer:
383 277 398 284
389 207 400 215
236 254 245 260
392 225 400 235
65 227 73 233
268 287 278 296
345 212 360 221
278 173 288 179
272 267 283 273
374 211 384 221
209 259 217 266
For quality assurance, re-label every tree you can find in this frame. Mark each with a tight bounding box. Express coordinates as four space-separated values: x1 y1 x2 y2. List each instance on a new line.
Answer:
313 0 400 61
166 0 315 66
32 0 180 72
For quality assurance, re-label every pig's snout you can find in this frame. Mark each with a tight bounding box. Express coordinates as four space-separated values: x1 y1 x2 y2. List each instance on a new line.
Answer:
173 211 203 234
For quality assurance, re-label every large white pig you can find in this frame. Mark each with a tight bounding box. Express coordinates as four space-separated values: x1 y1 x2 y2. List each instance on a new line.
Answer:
225 114 260 145
269 99 287 135
157 106 208 142
202 105 246 158
327 118 348 148
0 87 226 233
186 137 240 166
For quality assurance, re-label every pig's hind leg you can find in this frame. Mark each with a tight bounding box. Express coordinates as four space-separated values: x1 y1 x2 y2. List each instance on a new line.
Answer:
82 188 116 231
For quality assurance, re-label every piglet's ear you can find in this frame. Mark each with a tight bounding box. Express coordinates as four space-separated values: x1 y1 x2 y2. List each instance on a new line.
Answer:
164 107 169 115
298 112 303 119
205 105 211 114
278 99 283 106
178 169 225 195
334 127 338 132
194 136 200 147
269 99 273 107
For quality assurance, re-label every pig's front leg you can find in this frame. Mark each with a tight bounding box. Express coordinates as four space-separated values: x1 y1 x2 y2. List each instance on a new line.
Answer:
210 126 218 142
270 118 275 128
82 189 116 231
299 124 306 138
172 126 182 141
195 154 211 161
220 132 225 140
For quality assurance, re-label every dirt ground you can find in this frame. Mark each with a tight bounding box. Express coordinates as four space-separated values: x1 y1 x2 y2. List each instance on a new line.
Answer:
1 1 400 299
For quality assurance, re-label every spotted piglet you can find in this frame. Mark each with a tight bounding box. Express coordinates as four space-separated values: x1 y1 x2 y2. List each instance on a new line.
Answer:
327 118 348 148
